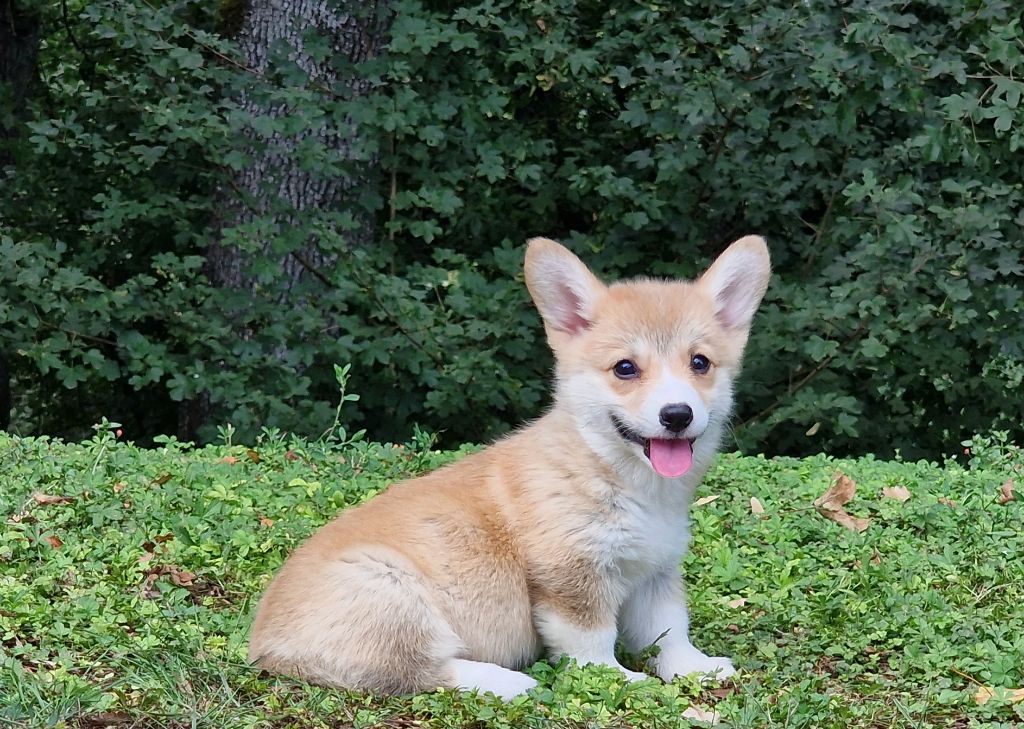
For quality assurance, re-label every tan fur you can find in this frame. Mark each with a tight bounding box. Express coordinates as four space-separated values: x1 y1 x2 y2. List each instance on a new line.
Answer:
248 235 771 697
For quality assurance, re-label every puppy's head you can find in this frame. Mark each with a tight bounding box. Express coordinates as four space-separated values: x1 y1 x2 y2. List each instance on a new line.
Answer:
525 236 771 479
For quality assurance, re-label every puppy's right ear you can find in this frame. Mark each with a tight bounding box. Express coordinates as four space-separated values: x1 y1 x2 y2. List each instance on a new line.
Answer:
524 238 606 344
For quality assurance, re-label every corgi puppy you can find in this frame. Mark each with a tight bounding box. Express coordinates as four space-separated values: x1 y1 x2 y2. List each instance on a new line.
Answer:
248 235 771 700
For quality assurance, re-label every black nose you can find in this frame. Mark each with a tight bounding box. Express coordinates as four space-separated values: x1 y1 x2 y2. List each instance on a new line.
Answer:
659 403 693 433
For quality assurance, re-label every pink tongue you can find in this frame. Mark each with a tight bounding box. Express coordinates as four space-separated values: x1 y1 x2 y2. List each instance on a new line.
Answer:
648 439 694 478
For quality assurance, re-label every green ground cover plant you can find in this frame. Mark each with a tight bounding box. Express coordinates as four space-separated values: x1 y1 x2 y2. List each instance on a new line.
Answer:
1 427 1022 728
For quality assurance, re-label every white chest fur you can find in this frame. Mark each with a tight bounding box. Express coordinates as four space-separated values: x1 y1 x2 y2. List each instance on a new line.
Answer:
575 476 693 589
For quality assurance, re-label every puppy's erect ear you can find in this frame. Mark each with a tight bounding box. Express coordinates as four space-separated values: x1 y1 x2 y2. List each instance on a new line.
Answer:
524 238 606 339
699 235 772 332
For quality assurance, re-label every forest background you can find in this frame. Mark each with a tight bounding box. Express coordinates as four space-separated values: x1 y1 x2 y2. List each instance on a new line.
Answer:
1 0 1022 460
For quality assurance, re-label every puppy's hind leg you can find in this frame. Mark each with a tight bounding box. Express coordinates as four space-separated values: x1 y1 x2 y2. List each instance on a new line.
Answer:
251 547 464 695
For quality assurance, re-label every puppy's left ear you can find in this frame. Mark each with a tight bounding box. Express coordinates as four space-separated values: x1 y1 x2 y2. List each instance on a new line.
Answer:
699 235 772 331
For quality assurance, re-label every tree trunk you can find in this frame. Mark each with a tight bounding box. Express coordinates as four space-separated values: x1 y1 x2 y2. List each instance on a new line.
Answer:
179 0 391 440
0 0 43 430
0 1 40 131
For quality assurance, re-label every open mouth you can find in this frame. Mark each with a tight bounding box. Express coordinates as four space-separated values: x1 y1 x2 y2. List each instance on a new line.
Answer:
610 414 694 478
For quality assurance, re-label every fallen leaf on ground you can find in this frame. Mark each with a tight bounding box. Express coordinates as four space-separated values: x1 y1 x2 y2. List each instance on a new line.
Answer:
45 535 63 549
79 711 131 728
750 497 765 514
246 449 261 463
152 473 172 485
816 471 856 510
974 685 1024 705
938 496 957 507
681 705 720 724
814 471 872 532
693 495 720 507
220 456 239 465
141 533 173 553
998 479 1015 505
727 597 748 608
141 565 197 598
259 516 274 528
882 485 911 502
32 491 73 505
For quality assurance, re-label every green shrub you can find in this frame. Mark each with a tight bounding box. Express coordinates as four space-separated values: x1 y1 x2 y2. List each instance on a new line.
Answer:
1 0 1022 458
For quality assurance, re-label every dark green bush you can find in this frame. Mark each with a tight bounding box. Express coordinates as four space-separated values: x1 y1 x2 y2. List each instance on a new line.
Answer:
1 0 1022 458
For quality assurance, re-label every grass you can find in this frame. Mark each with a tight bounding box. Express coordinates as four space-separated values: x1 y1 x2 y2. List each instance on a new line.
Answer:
1 425 1022 728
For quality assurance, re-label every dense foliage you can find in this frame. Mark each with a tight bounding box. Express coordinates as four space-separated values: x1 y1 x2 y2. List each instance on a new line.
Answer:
1 0 1022 458
2 430 1023 727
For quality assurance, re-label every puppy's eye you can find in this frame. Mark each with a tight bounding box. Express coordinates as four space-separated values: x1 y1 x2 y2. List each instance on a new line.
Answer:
690 354 711 374
613 360 639 379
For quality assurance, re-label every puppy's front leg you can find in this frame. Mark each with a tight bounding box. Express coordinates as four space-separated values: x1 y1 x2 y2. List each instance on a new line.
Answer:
619 569 735 681
533 604 649 682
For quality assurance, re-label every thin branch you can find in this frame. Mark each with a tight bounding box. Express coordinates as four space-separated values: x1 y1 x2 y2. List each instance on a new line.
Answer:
736 319 871 431
290 249 334 289
290 248 445 367
38 316 119 348
60 0 86 57
388 134 397 243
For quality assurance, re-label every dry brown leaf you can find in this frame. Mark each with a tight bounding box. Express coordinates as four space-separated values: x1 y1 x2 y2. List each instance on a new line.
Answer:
169 569 195 587
141 565 197 598
816 471 857 511
974 685 1024 705
681 705 720 725
32 491 73 506
828 510 872 533
79 711 132 728
152 473 172 485
45 535 63 549
814 472 871 532
284 450 299 461
693 495 720 507
727 597 748 608
259 516 275 528
998 478 1015 505
938 496 957 507
112 482 126 494
220 456 239 465
750 497 765 514
882 485 911 502
246 449 261 463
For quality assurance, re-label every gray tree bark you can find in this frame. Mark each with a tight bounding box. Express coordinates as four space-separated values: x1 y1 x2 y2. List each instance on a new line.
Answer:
180 0 391 439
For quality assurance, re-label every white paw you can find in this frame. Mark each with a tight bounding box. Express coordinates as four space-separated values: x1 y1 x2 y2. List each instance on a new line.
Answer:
617 665 651 683
658 651 735 683
485 671 539 700
451 659 538 701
